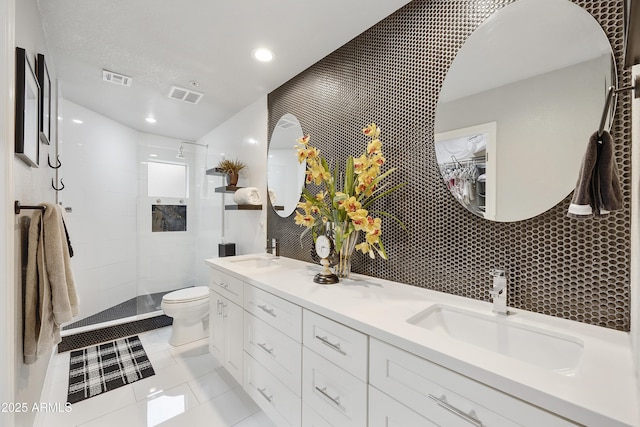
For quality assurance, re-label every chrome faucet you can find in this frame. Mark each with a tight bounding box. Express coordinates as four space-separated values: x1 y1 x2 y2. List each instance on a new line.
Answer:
489 269 508 315
265 238 280 257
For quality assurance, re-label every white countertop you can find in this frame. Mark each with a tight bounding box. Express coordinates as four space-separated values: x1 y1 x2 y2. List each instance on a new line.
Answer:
206 254 640 427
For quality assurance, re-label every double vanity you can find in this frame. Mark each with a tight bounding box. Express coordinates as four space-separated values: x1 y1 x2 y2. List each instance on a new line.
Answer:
207 254 639 427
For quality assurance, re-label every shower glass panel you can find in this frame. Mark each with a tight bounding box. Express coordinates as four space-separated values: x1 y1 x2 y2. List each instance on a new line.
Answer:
136 136 197 319
58 99 218 334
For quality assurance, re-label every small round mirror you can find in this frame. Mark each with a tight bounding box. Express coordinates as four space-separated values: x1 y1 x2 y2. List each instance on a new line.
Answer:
267 114 306 217
435 0 615 222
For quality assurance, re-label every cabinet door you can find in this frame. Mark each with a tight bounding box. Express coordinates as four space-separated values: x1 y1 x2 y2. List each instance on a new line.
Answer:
209 291 225 363
369 386 438 427
224 299 244 384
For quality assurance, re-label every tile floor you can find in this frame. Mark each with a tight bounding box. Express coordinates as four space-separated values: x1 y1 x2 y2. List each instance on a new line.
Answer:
39 326 276 427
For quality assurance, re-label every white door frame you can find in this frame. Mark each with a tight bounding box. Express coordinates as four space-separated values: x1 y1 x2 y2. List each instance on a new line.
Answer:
1 0 16 425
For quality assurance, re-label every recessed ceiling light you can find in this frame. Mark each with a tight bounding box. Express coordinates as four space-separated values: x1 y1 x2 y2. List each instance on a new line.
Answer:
72 119 83 124
145 117 157 123
252 48 274 62
149 154 158 157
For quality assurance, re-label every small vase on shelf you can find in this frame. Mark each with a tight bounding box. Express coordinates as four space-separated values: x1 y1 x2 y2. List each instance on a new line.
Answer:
226 172 239 186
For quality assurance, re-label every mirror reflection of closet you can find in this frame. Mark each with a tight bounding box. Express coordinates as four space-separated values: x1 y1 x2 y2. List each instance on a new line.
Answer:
267 114 306 217
434 0 615 222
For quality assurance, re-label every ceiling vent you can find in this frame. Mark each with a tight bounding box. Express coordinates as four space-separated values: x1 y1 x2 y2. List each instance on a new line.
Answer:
168 85 204 104
102 70 132 87
278 118 298 129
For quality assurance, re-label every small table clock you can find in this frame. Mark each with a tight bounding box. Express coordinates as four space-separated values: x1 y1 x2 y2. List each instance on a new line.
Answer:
313 235 339 284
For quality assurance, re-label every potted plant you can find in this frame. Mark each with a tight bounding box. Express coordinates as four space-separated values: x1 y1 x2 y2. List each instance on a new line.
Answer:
216 159 246 186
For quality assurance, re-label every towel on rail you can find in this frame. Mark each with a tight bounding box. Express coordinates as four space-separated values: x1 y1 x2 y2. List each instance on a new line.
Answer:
567 131 623 219
24 203 79 364
233 187 262 205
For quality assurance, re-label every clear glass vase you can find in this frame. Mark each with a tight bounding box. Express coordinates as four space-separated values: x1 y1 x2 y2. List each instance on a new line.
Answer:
333 222 359 279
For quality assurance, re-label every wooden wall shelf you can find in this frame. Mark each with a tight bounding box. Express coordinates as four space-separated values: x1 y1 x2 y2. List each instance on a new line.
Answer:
225 205 262 210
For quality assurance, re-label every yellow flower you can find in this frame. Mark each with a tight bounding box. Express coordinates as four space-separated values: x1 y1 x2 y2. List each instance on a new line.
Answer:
291 122 403 262
356 172 377 196
306 146 320 161
364 216 382 235
309 163 331 185
355 242 376 258
367 138 382 155
353 154 369 174
297 149 308 163
348 209 369 231
294 211 315 227
371 153 385 167
362 123 381 138
296 200 319 215
341 196 361 213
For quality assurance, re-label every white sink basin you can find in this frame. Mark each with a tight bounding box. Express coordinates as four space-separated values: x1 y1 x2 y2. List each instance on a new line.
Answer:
227 255 282 270
407 305 583 376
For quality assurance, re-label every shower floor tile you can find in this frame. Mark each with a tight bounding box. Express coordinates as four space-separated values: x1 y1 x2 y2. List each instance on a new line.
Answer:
63 291 170 331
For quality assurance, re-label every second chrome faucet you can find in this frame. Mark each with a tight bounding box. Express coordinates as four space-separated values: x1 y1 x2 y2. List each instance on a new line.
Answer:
489 269 508 315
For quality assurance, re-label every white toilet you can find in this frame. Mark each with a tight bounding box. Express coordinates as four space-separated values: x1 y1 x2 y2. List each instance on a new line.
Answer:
161 286 210 346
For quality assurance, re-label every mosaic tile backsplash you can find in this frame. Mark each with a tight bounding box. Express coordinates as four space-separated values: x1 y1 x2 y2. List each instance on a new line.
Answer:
267 0 631 331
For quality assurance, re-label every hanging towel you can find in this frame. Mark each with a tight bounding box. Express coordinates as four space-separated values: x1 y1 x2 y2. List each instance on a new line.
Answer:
567 131 623 219
233 187 262 205
24 203 79 364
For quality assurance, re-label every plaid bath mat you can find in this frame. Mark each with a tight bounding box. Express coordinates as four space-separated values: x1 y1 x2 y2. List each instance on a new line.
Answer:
67 335 155 404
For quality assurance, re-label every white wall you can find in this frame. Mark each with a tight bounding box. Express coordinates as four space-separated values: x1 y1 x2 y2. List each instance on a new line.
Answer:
1 0 16 425
58 99 139 321
196 95 268 282
12 0 58 424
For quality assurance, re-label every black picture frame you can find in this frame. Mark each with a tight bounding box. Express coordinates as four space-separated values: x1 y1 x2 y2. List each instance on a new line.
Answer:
15 47 40 167
36 53 50 145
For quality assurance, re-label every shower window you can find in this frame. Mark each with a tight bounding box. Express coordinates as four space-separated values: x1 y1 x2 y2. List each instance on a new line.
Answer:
147 161 189 198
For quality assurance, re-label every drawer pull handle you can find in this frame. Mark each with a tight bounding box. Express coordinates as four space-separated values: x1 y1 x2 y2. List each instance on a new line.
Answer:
257 387 273 403
218 282 229 289
428 394 483 427
222 302 228 318
217 300 223 315
258 342 274 355
315 386 342 408
258 304 276 317
315 335 346 355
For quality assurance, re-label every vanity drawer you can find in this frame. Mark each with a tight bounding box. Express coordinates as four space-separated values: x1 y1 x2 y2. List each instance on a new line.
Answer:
244 353 301 427
302 403 333 427
369 385 437 427
209 269 243 306
244 285 302 342
303 309 368 382
302 347 367 427
244 311 302 396
370 338 580 427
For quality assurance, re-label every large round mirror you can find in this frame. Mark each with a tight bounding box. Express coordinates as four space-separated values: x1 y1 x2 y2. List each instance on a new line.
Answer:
268 114 306 217
434 0 615 222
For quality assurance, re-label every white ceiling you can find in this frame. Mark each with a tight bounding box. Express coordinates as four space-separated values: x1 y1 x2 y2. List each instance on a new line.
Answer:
36 0 412 141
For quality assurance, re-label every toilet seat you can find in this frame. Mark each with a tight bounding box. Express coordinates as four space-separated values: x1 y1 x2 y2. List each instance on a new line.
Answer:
162 286 209 304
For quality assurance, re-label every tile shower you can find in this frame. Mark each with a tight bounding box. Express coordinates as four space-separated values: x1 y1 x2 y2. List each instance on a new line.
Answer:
58 99 218 333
